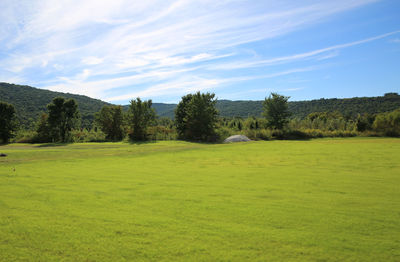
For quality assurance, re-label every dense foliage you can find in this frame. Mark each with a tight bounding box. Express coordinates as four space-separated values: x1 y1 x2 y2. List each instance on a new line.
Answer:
216 105 400 140
2 82 400 143
128 98 156 141
132 94 400 119
0 101 18 143
95 105 125 141
0 82 108 129
263 93 291 129
373 109 400 136
2 82 400 125
216 93 400 119
46 97 80 142
35 113 51 142
289 93 400 119
175 92 218 142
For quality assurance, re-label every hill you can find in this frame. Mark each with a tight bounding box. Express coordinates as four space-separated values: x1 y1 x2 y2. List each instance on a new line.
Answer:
0 82 178 128
156 94 400 119
289 93 400 119
0 83 111 128
1 82 400 128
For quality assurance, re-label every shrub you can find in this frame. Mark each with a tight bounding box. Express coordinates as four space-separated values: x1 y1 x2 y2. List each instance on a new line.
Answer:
71 129 106 142
244 129 272 140
215 126 236 142
147 126 177 141
12 130 37 143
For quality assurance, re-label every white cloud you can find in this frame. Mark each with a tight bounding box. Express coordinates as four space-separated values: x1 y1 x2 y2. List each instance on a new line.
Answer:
82 57 104 65
106 66 319 102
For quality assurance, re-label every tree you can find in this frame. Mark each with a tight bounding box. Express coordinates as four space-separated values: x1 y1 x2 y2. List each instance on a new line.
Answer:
95 105 125 141
35 113 51 142
0 101 18 143
263 93 291 130
373 108 400 136
175 92 218 141
128 98 155 141
47 97 80 142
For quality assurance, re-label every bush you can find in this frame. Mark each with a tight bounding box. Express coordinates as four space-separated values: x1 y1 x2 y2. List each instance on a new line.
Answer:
215 126 236 142
13 129 107 143
71 129 106 142
302 129 324 138
299 129 357 138
282 130 310 140
373 109 400 137
12 130 37 143
384 130 400 137
244 129 272 140
147 126 177 141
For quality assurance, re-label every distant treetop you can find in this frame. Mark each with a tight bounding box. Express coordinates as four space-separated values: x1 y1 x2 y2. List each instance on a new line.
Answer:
384 92 399 97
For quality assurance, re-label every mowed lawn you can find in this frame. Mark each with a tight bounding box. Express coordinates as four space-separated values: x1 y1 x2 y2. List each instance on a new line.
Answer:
0 138 399 261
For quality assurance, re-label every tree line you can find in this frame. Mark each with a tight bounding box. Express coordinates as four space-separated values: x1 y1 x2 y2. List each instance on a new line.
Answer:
1 92 400 144
2 83 400 127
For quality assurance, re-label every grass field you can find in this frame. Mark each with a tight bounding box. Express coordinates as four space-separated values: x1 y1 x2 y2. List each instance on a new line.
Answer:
1 138 400 261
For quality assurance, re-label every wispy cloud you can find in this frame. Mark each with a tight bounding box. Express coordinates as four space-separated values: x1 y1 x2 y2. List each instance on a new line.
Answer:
209 30 400 70
0 0 388 102
107 65 320 102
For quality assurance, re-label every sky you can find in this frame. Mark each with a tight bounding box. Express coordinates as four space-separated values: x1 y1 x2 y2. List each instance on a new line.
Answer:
0 0 399 104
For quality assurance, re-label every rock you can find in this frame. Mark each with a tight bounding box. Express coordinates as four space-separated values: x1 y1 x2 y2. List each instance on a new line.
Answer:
223 135 251 143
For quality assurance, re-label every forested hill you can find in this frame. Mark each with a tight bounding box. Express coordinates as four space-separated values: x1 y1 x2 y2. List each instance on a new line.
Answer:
289 93 400 119
163 94 400 119
0 82 177 128
215 93 400 119
1 82 400 127
0 83 110 128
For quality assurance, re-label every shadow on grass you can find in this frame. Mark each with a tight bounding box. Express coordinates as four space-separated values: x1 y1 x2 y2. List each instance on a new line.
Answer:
128 140 158 145
274 137 312 141
36 142 72 148
127 139 221 145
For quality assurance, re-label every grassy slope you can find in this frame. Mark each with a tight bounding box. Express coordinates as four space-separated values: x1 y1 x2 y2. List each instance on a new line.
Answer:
0 138 399 261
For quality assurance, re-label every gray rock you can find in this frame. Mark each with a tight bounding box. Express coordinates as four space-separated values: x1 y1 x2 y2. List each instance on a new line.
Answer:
223 135 251 143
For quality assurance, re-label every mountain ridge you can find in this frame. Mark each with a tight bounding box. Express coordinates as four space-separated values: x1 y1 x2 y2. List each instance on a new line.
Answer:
1 82 399 128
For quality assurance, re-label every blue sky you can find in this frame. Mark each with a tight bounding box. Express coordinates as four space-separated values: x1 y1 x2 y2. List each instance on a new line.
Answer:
0 0 399 104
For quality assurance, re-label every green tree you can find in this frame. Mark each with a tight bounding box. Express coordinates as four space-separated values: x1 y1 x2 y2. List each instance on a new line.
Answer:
35 113 52 142
373 108 400 136
0 101 18 143
95 105 125 141
157 117 174 128
47 97 80 142
128 98 155 141
175 94 193 139
263 93 291 130
175 92 218 141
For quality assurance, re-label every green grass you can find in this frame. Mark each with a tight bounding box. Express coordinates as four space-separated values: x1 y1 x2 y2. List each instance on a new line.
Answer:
1 138 400 261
